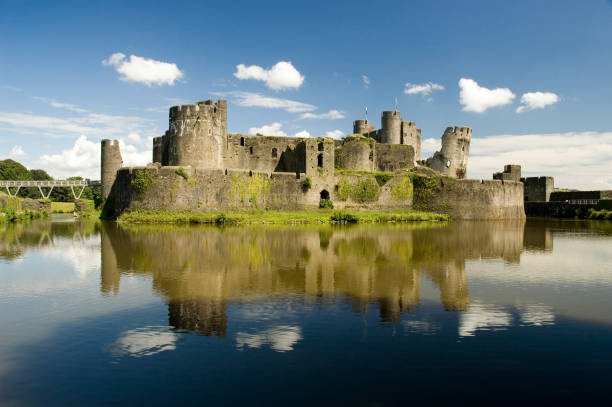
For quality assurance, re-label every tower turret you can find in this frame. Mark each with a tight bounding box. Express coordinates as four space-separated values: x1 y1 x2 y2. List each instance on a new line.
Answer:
353 119 375 135
101 139 123 199
425 126 472 178
166 99 227 168
380 111 402 144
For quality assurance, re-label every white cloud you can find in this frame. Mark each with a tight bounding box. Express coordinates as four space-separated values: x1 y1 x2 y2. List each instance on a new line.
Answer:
294 130 310 138
32 96 87 113
216 91 316 113
9 145 26 158
248 122 287 138
234 61 304 90
516 92 559 113
111 326 178 357
459 302 512 337
299 109 345 120
35 135 150 180
325 130 344 139
404 81 444 96
362 75 370 87
467 131 612 189
236 325 302 352
126 132 142 144
247 123 311 139
421 137 440 157
0 111 156 140
459 78 515 113
102 52 184 86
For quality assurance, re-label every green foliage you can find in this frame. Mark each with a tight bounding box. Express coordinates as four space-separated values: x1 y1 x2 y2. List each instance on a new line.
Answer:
391 176 413 201
131 169 156 195
175 167 189 180
336 179 351 201
302 177 312 192
51 202 75 213
330 211 358 223
374 173 393 186
596 199 612 211
118 209 448 225
319 198 333 209
334 148 344 169
408 173 438 202
588 208 612 220
335 177 381 203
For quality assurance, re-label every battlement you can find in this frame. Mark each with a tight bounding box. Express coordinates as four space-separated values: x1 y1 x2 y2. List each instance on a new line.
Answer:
444 126 472 139
169 99 227 121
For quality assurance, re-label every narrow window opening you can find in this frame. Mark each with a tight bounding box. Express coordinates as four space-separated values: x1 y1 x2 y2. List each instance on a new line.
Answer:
250 146 254 155
272 148 277 158
318 142 324 151
317 154 323 168
240 137 245 146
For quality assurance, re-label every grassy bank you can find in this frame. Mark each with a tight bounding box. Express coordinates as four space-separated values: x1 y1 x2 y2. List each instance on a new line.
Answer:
51 201 75 213
117 209 450 225
588 208 612 220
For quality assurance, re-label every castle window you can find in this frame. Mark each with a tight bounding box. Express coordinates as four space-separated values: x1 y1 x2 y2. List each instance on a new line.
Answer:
272 148 277 158
240 137 245 146
317 154 323 168
208 128 212 135
318 142 324 151
250 146 254 155
400 134 404 145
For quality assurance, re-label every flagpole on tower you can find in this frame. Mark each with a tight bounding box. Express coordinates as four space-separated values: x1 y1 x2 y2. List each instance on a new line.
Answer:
394 97 398 113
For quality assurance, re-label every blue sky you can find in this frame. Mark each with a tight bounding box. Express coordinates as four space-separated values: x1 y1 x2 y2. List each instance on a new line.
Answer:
1 0 611 188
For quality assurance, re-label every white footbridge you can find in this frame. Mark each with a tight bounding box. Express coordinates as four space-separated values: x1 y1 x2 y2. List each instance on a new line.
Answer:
0 180 101 199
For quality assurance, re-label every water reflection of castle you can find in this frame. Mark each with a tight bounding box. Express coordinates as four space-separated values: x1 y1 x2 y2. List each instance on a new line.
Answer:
98 220 555 336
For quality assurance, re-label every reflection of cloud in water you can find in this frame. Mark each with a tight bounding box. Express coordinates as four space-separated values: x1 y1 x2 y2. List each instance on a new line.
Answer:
39 235 100 277
402 320 440 335
236 325 302 352
517 303 555 327
111 326 178 357
459 302 512 337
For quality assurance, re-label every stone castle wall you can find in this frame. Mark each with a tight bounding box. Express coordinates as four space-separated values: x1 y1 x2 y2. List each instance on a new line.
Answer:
523 176 554 202
425 126 471 179
107 166 524 219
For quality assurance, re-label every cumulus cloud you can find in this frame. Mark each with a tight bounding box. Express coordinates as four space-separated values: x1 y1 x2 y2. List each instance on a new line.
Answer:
33 96 87 113
9 145 26 158
459 78 515 113
294 130 310 138
325 130 344 139
248 122 287 138
215 91 316 113
299 109 345 120
516 91 559 113
234 61 304 90
248 123 310 138
467 131 612 189
362 75 370 87
102 53 184 86
404 81 444 96
111 326 178 358
459 302 512 337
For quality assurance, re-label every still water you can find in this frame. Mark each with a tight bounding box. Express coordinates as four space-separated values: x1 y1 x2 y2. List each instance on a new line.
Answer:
1 216 612 405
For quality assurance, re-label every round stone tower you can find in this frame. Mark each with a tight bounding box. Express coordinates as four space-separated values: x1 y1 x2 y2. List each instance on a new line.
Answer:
166 99 227 168
353 119 375 135
426 126 472 178
101 139 123 199
380 111 402 144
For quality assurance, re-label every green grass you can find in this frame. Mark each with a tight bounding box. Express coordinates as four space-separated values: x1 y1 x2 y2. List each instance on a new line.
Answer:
587 208 612 220
51 202 75 213
118 209 450 225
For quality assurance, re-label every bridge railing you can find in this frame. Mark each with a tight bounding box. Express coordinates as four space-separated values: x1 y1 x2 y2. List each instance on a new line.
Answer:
1 180 101 199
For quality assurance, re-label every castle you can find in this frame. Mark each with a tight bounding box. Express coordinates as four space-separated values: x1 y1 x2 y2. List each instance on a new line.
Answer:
102 99 525 219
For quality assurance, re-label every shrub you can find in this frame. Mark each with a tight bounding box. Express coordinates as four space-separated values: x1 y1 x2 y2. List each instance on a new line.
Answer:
319 198 333 209
302 177 312 192
175 167 189 180
330 211 358 223
132 169 156 195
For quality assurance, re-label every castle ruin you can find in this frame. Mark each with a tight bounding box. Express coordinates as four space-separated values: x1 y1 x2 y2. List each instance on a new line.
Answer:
102 99 525 219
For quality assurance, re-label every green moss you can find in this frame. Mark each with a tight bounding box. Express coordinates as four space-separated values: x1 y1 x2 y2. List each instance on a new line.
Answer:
374 173 393 186
408 173 439 202
336 179 351 201
319 198 333 209
131 168 156 196
351 178 380 203
175 167 189 180
391 176 413 201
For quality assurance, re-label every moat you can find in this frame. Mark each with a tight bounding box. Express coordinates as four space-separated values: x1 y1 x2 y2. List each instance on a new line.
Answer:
1 216 612 405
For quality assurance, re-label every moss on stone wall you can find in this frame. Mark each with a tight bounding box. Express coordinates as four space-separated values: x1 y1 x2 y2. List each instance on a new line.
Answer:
408 173 439 202
391 176 413 201
132 169 156 196
228 173 274 209
335 177 380 203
